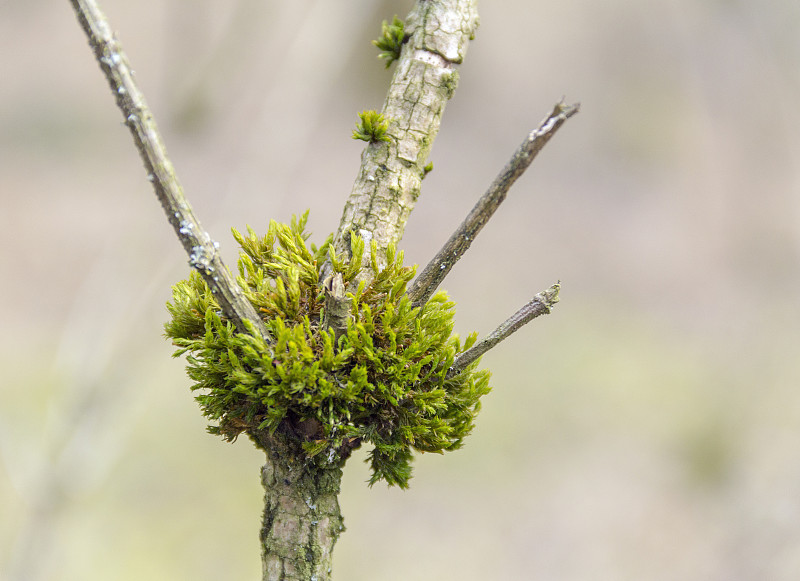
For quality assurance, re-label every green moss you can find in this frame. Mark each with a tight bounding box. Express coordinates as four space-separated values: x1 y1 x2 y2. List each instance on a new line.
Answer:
419 134 432 155
442 70 460 99
165 212 491 488
372 16 406 69
352 110 391 144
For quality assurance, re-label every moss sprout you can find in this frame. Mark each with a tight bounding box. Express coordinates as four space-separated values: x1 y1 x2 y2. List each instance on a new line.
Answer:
352 110 391 144
372 16 406 68
442 70 460 99
165 212 490 488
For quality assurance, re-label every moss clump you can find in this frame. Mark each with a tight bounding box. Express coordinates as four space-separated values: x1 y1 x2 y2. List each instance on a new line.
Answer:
442 70 460 99
352 110 391 144
165 212 490 488
372 16 406 68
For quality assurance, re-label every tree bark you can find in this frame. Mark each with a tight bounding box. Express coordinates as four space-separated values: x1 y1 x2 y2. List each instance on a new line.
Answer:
257 433 345 581
329 0 479 276
69 0 574 572
406 101 579 308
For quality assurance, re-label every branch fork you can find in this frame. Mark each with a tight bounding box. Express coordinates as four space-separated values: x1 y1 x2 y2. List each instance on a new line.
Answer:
69 0 578 578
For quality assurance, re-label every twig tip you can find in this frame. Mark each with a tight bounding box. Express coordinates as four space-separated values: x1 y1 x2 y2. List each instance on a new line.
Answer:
535 281 561 311
555 99 580 118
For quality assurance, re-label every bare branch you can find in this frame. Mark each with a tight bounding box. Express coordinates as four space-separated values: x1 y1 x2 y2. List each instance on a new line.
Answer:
406 101 579 307
68 0 270 340
448 283 561 378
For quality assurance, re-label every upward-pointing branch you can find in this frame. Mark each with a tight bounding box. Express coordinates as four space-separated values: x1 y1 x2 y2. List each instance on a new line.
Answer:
448 282 561 378
407 100 579 308
328 0 480 278
68 0 271 341
320 0 480 341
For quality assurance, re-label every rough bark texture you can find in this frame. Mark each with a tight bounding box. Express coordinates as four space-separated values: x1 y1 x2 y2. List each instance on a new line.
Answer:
256 433 345 581
330 0 479 276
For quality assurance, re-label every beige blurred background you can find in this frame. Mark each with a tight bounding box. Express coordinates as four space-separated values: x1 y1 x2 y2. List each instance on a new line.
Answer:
3 0 800 579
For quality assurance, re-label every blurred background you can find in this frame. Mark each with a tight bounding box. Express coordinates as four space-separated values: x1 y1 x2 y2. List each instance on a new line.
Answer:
2 0 800 579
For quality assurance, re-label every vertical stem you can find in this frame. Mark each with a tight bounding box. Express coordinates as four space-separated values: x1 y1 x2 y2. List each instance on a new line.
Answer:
329 0 479 275
258 435 345 581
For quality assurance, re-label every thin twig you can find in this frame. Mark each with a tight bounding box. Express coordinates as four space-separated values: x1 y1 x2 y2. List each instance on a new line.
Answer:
68 0 270 340
448 282 560 378
406 100 579 307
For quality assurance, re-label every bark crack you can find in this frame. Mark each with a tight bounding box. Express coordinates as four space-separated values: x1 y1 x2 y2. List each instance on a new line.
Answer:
410 48 456 69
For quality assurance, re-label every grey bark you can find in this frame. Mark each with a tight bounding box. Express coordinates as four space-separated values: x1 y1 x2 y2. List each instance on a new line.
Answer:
407 101 579 308
68 0 271 341
256 433 345 581
258 2 480 576
449 283 561 377
327 0 479 277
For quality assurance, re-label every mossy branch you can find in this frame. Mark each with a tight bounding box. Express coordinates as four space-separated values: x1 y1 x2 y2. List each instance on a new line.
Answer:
71 0 577 577
406 101 579 308
165 217 490 490
68 0 270 341
327 0 479 280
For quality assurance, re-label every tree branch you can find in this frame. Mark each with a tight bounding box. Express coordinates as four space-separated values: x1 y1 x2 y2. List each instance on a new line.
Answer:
68 0 270 340
448 282 561 378
406 100 579 307
257 434 345 581
328 0 479 276
69 0 572 577
316 0 479 342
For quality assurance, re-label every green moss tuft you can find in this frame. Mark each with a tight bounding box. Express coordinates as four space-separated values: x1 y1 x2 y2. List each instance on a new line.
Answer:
442 70 460 99
372 16 406 69
352 110 391 144
165 212 491 488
